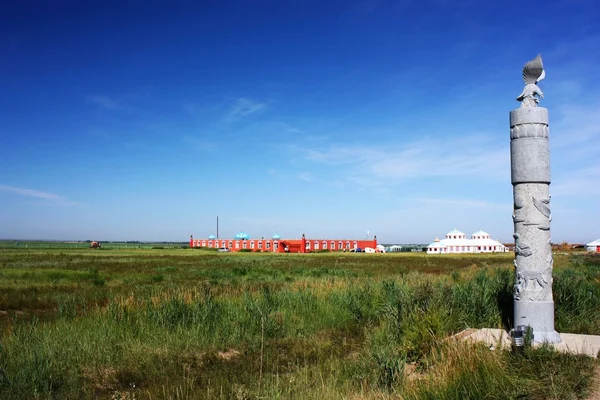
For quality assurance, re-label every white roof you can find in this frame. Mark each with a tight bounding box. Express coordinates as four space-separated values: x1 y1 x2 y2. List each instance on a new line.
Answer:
470 238 505 247
428 241 447 248
446 229 465 236
587 239 600 246
472 230 489 237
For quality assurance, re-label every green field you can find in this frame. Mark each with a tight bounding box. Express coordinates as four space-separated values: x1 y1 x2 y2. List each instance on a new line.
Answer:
0 241 188 250
0 249 598 399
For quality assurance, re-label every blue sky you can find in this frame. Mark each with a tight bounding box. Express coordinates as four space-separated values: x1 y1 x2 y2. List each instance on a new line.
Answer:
1 0 599 243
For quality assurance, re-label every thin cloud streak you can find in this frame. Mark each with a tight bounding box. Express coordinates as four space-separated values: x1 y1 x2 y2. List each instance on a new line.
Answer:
297 172 312 182
552 103 600 147
224 98 266 123
296 134 509 186
414 197 507 209
0 184 64 201
182 136 217 152
553 163 600 197
0 185 82 206
86 95 119 110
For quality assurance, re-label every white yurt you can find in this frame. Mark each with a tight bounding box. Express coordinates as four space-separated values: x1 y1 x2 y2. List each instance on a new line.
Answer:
586 239 600 253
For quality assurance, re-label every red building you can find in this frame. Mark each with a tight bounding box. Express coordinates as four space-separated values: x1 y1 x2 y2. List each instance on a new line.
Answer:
189 233 377 253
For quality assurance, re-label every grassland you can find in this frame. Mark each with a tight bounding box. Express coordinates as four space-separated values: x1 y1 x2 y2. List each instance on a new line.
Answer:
0 249 598 399
0 240 188 250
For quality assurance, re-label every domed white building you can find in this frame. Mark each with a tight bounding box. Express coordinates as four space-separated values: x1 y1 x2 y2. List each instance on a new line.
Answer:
427 229 507 254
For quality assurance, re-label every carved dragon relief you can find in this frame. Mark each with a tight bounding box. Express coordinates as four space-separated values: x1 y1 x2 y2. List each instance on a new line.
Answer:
517 54 545 108
513 195 552 230
513 232 533 257
532 196 551 231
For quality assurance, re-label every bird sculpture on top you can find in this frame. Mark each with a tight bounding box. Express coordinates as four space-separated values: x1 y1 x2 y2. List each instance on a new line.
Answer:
517 54 545 108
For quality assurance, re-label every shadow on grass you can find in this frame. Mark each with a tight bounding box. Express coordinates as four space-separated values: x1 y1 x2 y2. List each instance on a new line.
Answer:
497 284 514 332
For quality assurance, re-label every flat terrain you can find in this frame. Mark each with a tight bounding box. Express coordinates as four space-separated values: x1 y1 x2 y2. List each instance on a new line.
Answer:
0 249 598 399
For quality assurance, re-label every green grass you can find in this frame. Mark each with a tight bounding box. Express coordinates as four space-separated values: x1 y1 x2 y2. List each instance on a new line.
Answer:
0 249 598 399
0 240 188 250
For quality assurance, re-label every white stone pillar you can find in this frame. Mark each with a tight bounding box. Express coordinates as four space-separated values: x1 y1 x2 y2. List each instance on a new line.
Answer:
510 106 560 343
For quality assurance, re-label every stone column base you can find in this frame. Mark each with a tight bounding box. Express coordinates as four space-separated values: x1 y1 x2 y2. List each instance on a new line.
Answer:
514 300 561 343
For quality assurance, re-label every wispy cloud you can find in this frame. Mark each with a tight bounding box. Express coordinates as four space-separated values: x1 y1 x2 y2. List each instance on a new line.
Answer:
87 129 147 152
224 98 266 123
550 99 600 197
553 163 600 197
182 136 217 152
0 185 64 201
297 172 312 182
0 184 83 206
86 89 152 112
553 103 600 147
295 134 508 186
181 97 269 150
86 95 119 110
414 197 506 209
267 168 285 179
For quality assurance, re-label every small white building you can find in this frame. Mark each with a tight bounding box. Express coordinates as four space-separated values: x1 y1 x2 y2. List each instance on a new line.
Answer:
427 229 506 254
586 239 600 253
386 245 403 253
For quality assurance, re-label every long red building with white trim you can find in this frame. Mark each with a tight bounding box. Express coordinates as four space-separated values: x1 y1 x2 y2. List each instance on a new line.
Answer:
189 233 377 253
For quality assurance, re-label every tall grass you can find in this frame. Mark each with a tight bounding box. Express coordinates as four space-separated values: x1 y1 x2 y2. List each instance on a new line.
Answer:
0 250 598 398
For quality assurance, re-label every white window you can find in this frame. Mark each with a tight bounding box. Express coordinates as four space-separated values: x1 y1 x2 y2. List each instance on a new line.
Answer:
266 241 271 249
258 241 263 249
243 241 247 249
250 241 255 249
338 241 343 250
208 241 213 248
202 241 206 247
314 241 319 250
346 242 350 249
331 241 335 249
306 242 311 250
235 241 240 249
323 241 327 249
228 241 232 248
222 241 226 248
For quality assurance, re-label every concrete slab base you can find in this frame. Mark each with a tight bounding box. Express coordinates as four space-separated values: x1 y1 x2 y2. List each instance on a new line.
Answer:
451 328 600 358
